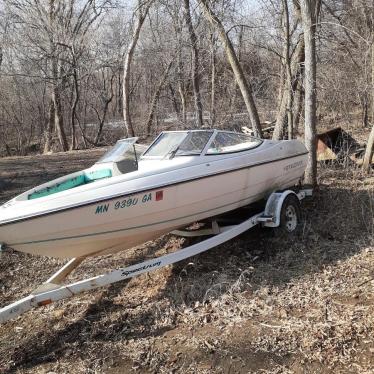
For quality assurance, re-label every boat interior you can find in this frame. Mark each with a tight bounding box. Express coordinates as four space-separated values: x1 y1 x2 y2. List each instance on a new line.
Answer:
26 130 262 201
27 169 113 200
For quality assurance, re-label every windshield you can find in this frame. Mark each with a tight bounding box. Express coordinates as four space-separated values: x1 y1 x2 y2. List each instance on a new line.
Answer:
143 132 187 158
143 131 213 158
142 130 262 158
97 137 138 164
207 132 262 154
176 131 213 155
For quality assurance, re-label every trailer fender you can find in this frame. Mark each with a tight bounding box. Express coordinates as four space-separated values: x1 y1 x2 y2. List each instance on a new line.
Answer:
262 190 299 228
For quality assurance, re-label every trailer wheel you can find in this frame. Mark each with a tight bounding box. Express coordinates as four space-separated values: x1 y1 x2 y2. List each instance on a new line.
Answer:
275 194 301 236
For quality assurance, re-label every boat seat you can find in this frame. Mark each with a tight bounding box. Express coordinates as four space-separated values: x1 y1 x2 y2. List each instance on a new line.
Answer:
84 169 112 183
28 175 86 200
28 169 112 200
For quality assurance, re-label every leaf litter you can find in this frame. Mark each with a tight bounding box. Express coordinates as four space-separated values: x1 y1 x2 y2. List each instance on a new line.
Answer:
0 151 373 373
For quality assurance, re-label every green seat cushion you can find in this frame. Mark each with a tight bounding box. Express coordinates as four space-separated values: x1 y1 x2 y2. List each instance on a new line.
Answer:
28 175 86 200
27 169 112 200
84 169 112 183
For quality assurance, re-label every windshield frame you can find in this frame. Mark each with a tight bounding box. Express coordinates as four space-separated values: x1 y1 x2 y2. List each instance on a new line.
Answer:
141 130 263 159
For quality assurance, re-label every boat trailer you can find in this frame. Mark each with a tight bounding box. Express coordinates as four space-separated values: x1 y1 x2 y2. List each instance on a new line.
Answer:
0 189 312 323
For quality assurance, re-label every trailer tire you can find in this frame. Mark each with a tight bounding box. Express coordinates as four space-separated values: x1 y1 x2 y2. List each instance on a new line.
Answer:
275 194 301 236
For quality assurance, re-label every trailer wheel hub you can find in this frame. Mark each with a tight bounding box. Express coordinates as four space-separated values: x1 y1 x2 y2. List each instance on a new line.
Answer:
285 205 298 232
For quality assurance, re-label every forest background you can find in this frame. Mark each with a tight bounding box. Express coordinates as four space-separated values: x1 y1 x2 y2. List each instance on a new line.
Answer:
0 0 373 181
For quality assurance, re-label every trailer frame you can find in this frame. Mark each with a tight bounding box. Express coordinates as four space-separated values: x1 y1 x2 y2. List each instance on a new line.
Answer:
0 189 312 324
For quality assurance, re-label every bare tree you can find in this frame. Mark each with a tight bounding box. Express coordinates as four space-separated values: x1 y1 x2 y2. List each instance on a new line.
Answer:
123 0 153 137
183 0 203 127
93 70 116 145
362 41 374 171
199 0 262 137
363 123 374 171
48 0 69 151
300 0 321 186
0 8 8 72
292 79 304 134
165 2 187 123
210 32 217 127
44 100 54 154
145 60 173 135
272 0 303 140
363 5 374 172
273 37 305 140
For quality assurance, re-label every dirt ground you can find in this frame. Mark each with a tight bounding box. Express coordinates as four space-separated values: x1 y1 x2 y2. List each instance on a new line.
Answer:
0 148 373 373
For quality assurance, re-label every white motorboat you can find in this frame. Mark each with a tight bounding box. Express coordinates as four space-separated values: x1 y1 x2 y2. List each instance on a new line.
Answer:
0 130 308 259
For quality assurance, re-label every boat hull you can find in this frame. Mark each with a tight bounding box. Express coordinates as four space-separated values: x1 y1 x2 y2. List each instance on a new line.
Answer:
0 153 307 258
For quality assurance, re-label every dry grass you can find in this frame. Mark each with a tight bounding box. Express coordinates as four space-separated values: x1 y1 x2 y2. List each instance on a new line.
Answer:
0 151 373 373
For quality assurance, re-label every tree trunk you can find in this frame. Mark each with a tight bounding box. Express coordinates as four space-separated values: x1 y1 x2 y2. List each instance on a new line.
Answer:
210 33 217 127
360 93 369 128
70 68 79 151
183 0 203 127
52 85 68 151
300 0 320 186
123 1 152 137
229 25 244 115
273 88 288 140
44 99 54 154
168 83 181 117
273 37 305 140
177 49 187 124
292 80 304 135
94 74 115 145
283 0 294 140
363 124 374 171
117 73 123 117
76 115 88 149
48 0 68 152
178 84 187 123
363 38 374 172
286 90 294 140
199 0 262 137
145 60 173 135
176 31 187 123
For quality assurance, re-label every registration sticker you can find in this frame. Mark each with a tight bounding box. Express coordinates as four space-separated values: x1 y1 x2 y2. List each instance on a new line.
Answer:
156 190 163 201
